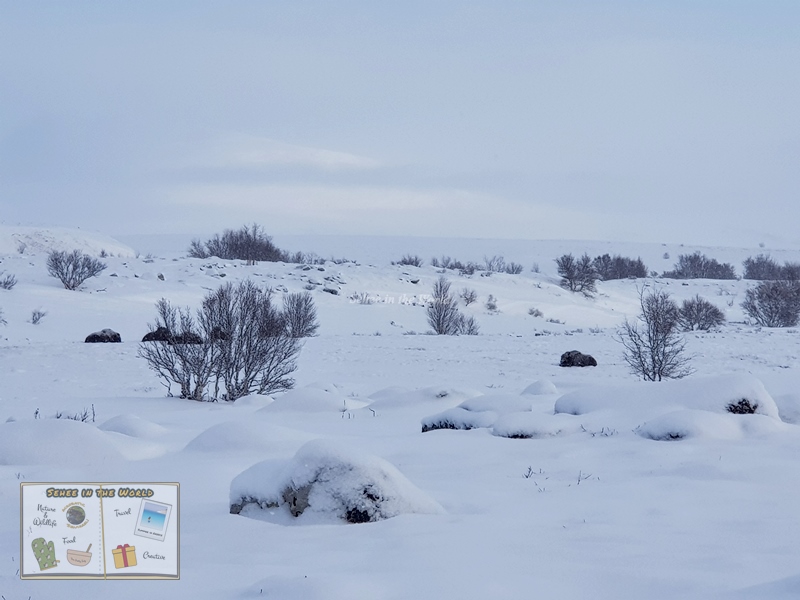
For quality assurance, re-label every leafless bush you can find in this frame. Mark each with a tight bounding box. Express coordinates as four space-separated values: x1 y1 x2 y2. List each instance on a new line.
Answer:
30 309 47 325
485 294 498 312
0 272 16 290
483 255 506 273
504 262 524 275
0 308 5 325
139 281 302 401
555 253 597 297
617 287 693 381
188 223 292 264
458 314 480 335
203 281 300 399
531 262 540 273
743 254 800 281
138 299 217 400
46 250 107 290
726 398 758 414
741 280 800 327
55 405 96 422
460 288 477 305
592 254 647 280
662 252 736 280
396 254 424 267
427 277 462 335
16 241 26 254
678 295 726 331
528 307 543 317
283 292 319 338
426 277 479 334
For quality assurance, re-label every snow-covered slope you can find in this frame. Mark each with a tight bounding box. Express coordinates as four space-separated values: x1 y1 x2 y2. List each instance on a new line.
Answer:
2 228 800 599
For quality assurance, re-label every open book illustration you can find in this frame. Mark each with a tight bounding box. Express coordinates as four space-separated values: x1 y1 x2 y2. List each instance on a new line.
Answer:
20 482 179 579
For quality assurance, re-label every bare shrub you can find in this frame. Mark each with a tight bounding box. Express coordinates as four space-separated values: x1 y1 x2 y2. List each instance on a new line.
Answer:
741 280 800 327
30 309 47 325
662 252 736 280
485 294 498 312
483 255 505 273
531 262 540 273
0 308 5 325
528 307 543 317
188 224 291 264
0 272 17 290
427 277 462 335
138 299 216 400
46 250 107 290
55 405 96 422
396 254 424 267
139 281 302 401
283 292 319 338
592 254 647 280
743 254 800 281
726 398 758 414
678 295 726 331
457 314 480 335
504 262 524 275
617 287 693 381
555 253 597 297
460 288 477 306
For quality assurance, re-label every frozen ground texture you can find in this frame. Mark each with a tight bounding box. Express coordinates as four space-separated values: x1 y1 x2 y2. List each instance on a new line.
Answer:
2 226 800 598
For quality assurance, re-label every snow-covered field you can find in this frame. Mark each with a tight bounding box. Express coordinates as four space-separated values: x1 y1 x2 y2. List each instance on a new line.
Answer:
2 226 800 599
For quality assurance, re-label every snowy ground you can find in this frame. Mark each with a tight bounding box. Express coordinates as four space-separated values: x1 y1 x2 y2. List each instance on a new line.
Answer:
2 226 800 598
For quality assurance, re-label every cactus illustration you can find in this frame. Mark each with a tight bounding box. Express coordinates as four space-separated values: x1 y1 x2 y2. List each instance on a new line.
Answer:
31 538 59 571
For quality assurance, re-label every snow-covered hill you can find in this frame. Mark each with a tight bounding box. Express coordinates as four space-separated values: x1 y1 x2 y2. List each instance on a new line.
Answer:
2 228 800 599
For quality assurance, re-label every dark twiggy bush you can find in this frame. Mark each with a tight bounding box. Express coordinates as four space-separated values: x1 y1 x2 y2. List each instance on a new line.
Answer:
46 250 106 290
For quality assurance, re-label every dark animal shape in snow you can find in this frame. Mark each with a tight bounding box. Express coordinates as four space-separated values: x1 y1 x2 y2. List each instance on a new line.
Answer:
85 329 121 343
142 327 171 342
559 350 597 367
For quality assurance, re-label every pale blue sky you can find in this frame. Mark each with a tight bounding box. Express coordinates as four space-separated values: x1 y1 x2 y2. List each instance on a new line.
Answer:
2 2 799 246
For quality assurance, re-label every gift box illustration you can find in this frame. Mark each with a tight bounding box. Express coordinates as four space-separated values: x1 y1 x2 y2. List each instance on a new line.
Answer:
112 544 137 569
31 538 59 571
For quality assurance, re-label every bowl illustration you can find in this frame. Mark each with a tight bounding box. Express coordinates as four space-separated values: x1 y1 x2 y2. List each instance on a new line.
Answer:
66 544 92 566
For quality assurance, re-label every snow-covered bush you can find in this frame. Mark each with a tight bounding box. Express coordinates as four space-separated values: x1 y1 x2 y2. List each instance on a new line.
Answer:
46 249 106 290
460 287 477 305
741 280 800 327
229 439 443 523
678 295 726 331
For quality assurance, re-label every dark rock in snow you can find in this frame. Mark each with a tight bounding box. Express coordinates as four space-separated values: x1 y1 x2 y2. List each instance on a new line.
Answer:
559 350 597 367
85 329 121 343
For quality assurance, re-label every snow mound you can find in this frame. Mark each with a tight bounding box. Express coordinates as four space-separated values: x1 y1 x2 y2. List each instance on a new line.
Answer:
368 385 411 400
421 407 497 432
259 387 367 413
99 414 169 438
0 225 135 257
0 419 123 465
492 412 582 439
367 386 482 410
521 380 559 395
637 409 788 442
230 439 444 524
184 421 312 453
554 374 780 420
458 393 534 415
